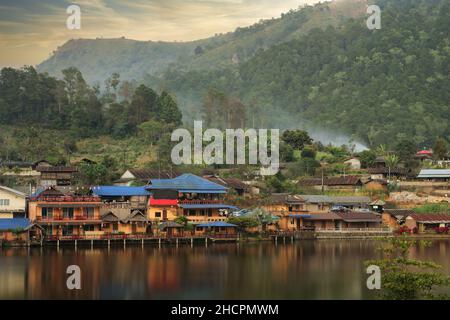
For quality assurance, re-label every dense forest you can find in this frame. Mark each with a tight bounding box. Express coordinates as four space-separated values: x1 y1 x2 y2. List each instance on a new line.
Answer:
161 0 450 148
0 66 182 163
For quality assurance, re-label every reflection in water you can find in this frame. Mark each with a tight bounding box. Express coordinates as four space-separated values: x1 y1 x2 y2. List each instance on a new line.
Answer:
1 240 449 300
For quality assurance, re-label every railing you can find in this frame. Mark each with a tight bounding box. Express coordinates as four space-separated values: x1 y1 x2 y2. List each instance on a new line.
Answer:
316 228 391 232
44 234 218 241
179 200 221 205
37 215 100 221
32 196 101 202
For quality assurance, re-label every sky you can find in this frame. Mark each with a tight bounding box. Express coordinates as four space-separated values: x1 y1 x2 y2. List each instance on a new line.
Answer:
0 0 322 68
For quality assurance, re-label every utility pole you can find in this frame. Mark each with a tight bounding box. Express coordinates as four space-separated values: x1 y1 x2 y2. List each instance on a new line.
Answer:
321 168 325 194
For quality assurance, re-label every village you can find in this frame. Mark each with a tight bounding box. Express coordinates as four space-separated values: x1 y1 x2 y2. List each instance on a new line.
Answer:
0 147 449 247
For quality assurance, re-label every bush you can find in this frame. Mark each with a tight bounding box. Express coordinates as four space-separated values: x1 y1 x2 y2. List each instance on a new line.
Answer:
395 226 411 235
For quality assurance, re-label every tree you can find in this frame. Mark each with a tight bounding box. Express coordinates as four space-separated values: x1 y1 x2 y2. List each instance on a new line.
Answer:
395 139 417 163
227 216 260 230
128 84 158 128
359 150 376 168
385 154 400 168
174 216 188 226
281 130 313 150
138 120 166 145
365 235 450 300
301 146 316 159
434 138 448 160
157 91 182 126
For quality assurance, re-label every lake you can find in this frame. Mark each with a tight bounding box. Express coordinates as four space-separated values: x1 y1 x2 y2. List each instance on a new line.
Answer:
1 239 450 300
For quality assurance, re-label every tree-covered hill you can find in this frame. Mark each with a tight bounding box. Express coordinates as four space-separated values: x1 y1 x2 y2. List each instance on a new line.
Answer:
161 0 450 148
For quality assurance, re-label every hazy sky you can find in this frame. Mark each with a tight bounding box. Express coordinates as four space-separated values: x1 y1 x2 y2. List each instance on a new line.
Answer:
0 0 322 68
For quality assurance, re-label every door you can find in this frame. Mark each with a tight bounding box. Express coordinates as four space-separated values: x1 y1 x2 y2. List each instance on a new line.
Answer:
163 210 168 221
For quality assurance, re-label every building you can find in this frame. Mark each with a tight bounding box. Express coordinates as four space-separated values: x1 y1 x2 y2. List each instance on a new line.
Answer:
417 169 450 181
203 175 249 196
344 157 361 170
364 178 388 193
335 211 382 229
195 222 238 237
36 165 78 186
114 168 180 186
0 218 43 243
91 186 150 210
101 209 149 235
28 187 103 238
381 209 415 229
414 150 433 162
368 167 410 180
302 212 343 230
297 176 363 192
147 174 236 224
0 186 26 218
405 214 450 233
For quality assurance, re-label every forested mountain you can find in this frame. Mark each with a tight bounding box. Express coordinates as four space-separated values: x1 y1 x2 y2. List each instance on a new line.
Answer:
160 0 450 148
37 0 366 84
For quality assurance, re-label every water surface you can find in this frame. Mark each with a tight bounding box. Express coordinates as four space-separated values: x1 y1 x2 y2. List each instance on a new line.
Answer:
1 240 449 300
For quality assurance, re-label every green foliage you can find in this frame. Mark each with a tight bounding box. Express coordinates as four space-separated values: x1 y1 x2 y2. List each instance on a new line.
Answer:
366 235 450 300
300 146 316 159
227 216 260 229
174 216 189 226
394 138 417 163
413 203 450 215
281 130 313 150
359 150 376 168
434 138 448 160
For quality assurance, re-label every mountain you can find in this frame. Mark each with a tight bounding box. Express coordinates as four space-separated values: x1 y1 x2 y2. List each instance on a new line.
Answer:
37 0 367 84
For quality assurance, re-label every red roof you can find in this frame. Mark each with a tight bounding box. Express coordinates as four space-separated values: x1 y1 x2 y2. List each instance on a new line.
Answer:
417 150 433 155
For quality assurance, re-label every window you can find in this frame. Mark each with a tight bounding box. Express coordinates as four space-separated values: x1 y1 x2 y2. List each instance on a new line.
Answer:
63 208 74 219
0 199 10 206
155 212 162 218
207 209 213 217
86 207 95 218
83 225 94 232
42 207 53 219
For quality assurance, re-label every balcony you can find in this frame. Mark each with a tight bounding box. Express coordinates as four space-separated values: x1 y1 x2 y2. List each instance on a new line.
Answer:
31 196 101 202
179 200 221 205
37 215 100 222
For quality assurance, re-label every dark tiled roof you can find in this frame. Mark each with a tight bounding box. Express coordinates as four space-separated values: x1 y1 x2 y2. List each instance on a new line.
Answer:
368 167 409 175
36 166 78 173
336 211 381 222
298 176 362 186
409 214 450 223
331 196 371 204
305 212 343 221
384 209 415 218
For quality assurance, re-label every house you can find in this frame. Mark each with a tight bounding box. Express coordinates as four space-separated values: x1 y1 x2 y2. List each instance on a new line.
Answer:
344 157 361 170
158 221 185 237
302 212 343 230
101 209 149 235
297 176 363 191
405 214 450 233
91 186 150 210
417 169 450 182
335 211 382 229
0 186 26 218
381 209 415 229
0 218 43 243
368 167 410 180
369 199 386 213
114 168 180 186
36 165 78 187
146 174 236 224
27 186 103 238
414 150 433 162
373 156 387 168
195 221 238 237
203 175 249 196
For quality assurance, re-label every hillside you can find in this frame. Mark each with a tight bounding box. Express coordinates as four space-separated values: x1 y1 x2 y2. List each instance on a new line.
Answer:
37 0 367 84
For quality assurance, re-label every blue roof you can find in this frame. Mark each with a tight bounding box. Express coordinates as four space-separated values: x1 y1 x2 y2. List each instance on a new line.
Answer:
91 186 151 197
180 204 238 210
0 218 32 231
197 222 238 228
147 174 227 193
288 214 312 219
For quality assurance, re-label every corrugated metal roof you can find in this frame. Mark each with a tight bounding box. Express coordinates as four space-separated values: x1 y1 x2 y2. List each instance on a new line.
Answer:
331 196 371 204
0 218 32 231
300 195 334 203
148 174 227 193
417 169 450 178
304 212 343 221
91 186 150 197
336 212 381 222
409 214 450 223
